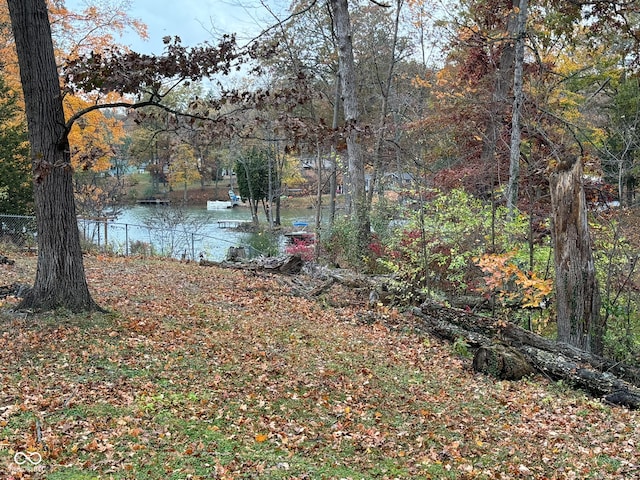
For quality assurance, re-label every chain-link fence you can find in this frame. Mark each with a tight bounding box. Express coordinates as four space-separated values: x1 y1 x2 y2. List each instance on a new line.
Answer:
0 214 262 261
0 215 37 249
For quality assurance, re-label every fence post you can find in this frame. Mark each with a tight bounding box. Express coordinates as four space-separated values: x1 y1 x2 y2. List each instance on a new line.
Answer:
191 233 195 260
125 223 129 256
104 219 108 252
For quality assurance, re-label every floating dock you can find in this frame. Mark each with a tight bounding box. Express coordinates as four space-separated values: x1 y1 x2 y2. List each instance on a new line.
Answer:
217 220 252 228
137 198 170 205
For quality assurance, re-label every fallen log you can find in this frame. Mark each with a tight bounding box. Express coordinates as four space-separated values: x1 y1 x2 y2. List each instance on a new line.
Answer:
200 254 304 274
411 304 640 409
201 257 389 296
418 301 640 387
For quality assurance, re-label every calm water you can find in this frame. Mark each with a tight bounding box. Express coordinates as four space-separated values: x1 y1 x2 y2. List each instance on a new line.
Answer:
82 204 318 261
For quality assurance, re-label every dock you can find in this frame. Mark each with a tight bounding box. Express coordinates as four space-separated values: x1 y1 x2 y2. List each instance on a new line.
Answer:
137 198 170 205
217 220 252 228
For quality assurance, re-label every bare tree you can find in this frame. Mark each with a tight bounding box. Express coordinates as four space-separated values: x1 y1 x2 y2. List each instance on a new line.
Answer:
506 0 528 215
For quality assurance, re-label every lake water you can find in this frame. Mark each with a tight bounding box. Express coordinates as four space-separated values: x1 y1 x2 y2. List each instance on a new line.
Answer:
80 204 318 261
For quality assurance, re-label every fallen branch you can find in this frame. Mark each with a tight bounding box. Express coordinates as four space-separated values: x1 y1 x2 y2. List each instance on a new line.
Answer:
0 283 30 299
200 254 304 274
417 301 640 386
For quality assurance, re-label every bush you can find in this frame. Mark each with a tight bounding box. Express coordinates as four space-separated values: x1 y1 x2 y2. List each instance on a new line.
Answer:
130 240 154 256
320 216 361 268
244 230 280 258
378 188 530 303
592 215 640 365
285 237 315 261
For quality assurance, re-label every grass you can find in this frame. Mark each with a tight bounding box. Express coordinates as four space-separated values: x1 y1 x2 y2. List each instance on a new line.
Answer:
0 252 639 479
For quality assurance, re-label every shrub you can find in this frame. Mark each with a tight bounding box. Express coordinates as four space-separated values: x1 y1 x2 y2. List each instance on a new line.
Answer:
474 250 554 331
130 240 154 256
244 230 279 258
378 188 530 303
285 237 315 261
321 216 362 268
592 214 640 365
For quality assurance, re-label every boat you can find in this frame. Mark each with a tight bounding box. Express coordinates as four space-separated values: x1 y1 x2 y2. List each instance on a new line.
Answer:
292 220 309 230
207 189 241 210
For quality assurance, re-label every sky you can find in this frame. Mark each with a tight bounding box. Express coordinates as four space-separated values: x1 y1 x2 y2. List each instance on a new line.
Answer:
66 0 283 55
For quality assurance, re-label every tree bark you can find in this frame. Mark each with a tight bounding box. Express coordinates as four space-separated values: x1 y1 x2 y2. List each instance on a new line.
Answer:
549 158 603 355
201 253 304 274
329 73 341 227
330 0 370 252
8 0 100 312
473 342 535 380
417 301 640 386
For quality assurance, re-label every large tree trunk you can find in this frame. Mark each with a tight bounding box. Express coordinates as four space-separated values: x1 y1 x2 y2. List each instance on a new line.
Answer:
8 0 100 312
549 157 603 354
330 0 370 252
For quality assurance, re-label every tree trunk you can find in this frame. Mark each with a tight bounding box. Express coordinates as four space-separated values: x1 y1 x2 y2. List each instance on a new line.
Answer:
330 0 370 252
549 158 603 354
418 301 639 384
314 140 323 261
8 0 100 312
366 0 402 209
479 1 518 171
473 342 535 380
506 0 528 215
329 74 341 227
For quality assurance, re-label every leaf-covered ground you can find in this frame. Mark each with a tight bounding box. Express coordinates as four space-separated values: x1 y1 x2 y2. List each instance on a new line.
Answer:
1 253 638 479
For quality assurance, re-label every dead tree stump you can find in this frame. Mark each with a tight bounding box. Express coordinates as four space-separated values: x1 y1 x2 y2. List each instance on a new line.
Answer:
226 246 247 262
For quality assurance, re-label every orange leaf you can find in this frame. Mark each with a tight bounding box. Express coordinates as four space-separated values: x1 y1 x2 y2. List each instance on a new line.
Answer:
255 433 268 443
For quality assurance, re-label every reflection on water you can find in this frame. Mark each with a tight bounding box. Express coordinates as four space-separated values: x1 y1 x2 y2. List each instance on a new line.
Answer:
86 205 318 262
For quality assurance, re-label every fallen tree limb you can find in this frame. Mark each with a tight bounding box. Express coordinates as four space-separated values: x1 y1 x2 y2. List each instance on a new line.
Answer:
0 283 30 299
418 301 640 387
201 257 387 295
411 304 640 409
200 254 304 274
